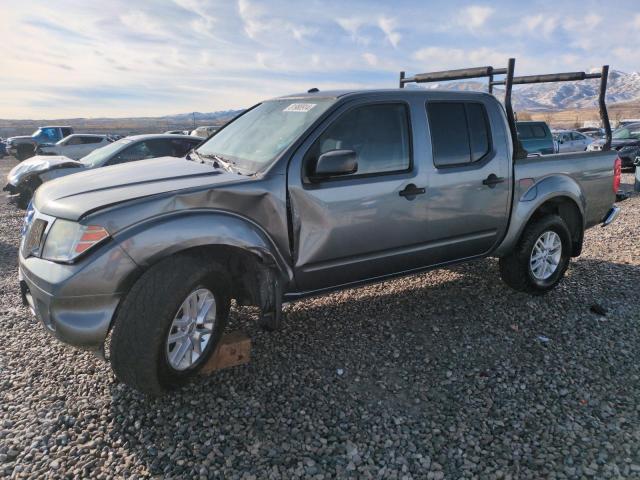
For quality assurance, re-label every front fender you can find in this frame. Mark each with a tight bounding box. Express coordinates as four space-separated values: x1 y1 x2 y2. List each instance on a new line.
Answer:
113 210 293 282
494 174 585 257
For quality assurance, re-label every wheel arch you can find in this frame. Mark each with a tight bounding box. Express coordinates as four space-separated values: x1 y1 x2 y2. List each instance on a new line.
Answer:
112 211 291 315
496 175 586 257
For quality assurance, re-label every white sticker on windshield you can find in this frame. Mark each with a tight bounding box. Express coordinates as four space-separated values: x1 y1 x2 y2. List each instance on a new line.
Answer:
283 103 316 113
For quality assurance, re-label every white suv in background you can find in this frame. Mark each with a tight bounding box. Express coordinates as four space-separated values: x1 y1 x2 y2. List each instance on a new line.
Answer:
553 130 593 153
37 134 113 160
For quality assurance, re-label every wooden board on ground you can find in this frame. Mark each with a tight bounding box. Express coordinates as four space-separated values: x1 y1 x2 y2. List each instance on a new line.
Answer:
200 331 251 375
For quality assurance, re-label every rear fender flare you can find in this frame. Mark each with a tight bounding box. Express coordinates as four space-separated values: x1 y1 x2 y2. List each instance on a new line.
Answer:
495 174 585 256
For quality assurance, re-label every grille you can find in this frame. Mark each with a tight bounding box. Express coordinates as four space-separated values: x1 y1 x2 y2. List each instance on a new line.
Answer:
22 218 47 258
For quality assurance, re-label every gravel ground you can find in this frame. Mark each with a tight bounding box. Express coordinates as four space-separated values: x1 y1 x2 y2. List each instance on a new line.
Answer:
1 156 639 479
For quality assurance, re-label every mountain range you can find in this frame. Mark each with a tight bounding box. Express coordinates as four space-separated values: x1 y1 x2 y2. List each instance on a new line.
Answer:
420 70 640 111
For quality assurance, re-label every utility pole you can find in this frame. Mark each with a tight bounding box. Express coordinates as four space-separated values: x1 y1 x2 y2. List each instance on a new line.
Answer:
192 112 196 129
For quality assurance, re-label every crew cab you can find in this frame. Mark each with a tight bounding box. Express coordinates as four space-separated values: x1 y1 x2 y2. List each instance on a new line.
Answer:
6 126 74 161
18 61 622 395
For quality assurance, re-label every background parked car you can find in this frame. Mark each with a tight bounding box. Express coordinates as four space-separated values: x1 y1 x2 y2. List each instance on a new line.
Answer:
553 130 593 153
588 122 640 169
0 138 6 158
516 121 557 155
5 126 74 161
190 126 219 138
4 134 202 207
36 134 113 160
576 127 605 139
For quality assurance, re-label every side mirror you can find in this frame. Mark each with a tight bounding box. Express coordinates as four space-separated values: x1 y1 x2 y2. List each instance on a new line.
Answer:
312 149 357 180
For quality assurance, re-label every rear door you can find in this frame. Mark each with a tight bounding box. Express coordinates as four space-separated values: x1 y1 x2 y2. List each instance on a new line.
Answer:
422 97 511 263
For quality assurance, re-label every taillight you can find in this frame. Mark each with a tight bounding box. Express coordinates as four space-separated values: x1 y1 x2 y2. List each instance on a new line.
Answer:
613 157 622 193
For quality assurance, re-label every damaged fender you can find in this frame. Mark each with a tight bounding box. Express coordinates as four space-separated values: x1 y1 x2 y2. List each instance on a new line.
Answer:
112 209 293 300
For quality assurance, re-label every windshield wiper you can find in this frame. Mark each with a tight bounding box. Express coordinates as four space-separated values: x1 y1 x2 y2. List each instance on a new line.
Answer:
195 152 238 173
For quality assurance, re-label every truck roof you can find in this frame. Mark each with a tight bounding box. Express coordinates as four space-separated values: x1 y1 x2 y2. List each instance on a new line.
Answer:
277 89 493 101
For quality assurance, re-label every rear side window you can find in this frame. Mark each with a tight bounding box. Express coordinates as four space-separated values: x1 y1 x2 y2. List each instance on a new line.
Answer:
427 102 491 167
81 136 104 144
517 123 547 139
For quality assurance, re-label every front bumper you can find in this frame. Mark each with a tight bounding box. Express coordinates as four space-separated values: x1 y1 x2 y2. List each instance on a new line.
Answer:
18 241 140 350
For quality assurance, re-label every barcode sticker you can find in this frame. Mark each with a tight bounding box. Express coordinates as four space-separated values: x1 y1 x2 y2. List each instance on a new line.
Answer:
283 103 316 113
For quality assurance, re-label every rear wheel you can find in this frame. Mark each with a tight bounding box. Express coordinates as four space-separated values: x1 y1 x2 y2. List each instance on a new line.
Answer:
110 253 231 395
499 215 572 295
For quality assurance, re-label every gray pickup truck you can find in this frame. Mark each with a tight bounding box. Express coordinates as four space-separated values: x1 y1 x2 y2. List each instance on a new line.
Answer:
18 60 622 395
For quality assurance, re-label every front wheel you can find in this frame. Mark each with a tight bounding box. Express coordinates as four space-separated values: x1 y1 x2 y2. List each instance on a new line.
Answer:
499 215 572 295
109 253 231 395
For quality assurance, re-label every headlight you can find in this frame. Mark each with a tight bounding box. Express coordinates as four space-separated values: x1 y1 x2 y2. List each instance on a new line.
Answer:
42 219 110 262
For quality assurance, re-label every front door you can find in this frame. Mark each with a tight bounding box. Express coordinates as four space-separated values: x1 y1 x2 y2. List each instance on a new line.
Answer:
287 99 431 291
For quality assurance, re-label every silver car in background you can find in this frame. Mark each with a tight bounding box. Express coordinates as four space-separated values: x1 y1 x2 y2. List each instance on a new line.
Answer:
5 134 202 207
553 130 593 153
37 134 113 160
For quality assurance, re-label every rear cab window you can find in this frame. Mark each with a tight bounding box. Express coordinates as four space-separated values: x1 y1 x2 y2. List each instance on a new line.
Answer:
426 101 491 167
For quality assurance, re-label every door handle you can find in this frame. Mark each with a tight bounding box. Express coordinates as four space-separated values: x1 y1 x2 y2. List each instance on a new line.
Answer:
399 183 426 198
482 174 505 188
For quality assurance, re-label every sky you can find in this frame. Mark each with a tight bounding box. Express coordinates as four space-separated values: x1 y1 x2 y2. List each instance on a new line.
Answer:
1 0 639 119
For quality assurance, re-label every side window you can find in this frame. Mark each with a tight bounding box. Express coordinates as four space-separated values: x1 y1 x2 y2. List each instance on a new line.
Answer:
531 125 547 138
41 128 59 142
61 128 73 138
65 136 83 146
168 139 198 157
306 103 411 178
517 124 533 139
427 102 491 167
571 132 585 141
110 141 154 165
82 136 103 144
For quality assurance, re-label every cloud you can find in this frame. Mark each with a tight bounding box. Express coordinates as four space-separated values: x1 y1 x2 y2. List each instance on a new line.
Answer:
336 17 370 45
363 53 378 66
119 11 167 38
413 46 509 70
458 5 494 32
378 16 401 47
519 14 558 39
3 0 640 119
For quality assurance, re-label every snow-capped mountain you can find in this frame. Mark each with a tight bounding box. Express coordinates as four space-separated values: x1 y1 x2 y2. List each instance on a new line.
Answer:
419 70 640 111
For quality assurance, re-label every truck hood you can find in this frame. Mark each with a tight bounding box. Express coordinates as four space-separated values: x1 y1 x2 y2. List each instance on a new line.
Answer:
6 135 32 143
594 138 640 148
8 155 82 186
34 156 243 220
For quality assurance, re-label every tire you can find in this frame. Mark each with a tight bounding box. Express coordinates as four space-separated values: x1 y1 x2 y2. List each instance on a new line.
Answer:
110 253 231 395
15 178 41 209
16 144 34 161
499 215 572 295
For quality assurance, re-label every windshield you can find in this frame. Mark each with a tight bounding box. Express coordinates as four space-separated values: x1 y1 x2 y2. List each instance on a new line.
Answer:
613 125 640 140
32 128 59 144
196 98 336 172
80 139 130 168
